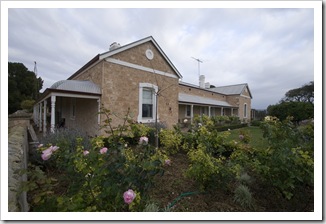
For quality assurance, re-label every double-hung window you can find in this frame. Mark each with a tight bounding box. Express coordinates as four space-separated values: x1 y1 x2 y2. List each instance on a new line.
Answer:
138 83 158 123
185 105 191 117
244 103 247 118
142 88 153 118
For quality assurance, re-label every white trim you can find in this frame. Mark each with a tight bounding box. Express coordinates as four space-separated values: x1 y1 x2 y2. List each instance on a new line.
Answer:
97 99 101 125
51 92 100 100
138 83 158 123
99 36 182 78
185 105 191 118
244 103 247 118
240 94 251 99
43 100 47 135
105 58 178 79
100 37 154 60
50 96 56 133
70 98 76 120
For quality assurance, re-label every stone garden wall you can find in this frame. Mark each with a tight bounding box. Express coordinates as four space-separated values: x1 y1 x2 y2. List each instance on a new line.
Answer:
8 111 31 212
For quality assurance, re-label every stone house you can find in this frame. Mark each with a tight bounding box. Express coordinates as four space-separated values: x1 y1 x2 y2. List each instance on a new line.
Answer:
33 36 252 136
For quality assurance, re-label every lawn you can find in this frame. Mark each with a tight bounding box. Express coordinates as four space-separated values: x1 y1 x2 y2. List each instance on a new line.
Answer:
225 126 268 150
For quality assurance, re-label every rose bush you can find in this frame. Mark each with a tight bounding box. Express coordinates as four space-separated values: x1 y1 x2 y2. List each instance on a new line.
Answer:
26 108 169 212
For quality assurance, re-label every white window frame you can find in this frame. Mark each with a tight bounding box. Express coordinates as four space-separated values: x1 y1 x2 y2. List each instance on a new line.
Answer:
70 98 76 120
138 83 158 123
185 105 191 118
244 103 247 118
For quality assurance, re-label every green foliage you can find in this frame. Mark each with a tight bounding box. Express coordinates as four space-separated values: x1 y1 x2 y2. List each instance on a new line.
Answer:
20 99 35 112
143 202 160 212
8 62 43 114
186 145 222 190
233 184 255 210
267 81 314 123
254 116 314 199
15 163 58 211
250 120 261 126
185 115 313 202
238 129 251 144
159 127 183 155
282 81 314 104
28 107 168 212
267 101 313 123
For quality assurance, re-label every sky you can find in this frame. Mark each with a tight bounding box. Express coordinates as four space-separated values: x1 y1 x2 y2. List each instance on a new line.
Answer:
5 2 318 110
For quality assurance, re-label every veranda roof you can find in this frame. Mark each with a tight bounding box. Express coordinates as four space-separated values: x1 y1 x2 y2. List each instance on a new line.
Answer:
178 93 233 107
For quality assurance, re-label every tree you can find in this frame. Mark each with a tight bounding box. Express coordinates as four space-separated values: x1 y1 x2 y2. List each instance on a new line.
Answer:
267 101 313 123
281 81 314 104
8 62 43 114
267 81 314 123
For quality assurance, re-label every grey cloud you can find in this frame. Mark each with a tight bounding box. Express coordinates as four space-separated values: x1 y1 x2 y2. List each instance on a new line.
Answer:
7 8 314 109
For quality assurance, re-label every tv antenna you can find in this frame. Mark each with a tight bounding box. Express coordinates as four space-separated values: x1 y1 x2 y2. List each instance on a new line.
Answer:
191 57 203 77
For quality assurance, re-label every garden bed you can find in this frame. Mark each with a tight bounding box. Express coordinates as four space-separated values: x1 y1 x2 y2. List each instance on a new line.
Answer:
23 114 314 213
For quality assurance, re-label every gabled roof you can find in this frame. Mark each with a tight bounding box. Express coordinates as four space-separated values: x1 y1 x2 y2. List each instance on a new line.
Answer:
179 93 233 107
68 36 182 80
211 83 252 98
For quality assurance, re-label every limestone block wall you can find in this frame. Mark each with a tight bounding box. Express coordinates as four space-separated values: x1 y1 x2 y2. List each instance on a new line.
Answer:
178 84 227 102
100 61 179 130
70 60 104 89
238 96 252 122
8 121 29 212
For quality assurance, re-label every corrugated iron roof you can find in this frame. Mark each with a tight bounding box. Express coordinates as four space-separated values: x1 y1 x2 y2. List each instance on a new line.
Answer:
211 83 252 98
50 80 101 94
178 93 233 107
211 84 246 94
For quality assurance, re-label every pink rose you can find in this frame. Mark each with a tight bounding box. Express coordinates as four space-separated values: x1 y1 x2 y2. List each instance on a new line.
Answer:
165 159 171 166
41 151 52 160
100 147 108 154
41 145 59 160
123 189 136 204
42 147 53 155
83 150 90 156
50 145 59 152
139 136 149 145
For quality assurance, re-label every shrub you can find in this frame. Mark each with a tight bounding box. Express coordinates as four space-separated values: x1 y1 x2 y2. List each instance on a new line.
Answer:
20 99 35 112
250 120 261 126
159 127 183 155
27 107 169 212
186 145 222 190
255 116 314 199
233 184 255 210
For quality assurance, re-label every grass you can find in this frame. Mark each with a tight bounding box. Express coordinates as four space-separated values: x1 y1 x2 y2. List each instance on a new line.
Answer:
225 126 268 150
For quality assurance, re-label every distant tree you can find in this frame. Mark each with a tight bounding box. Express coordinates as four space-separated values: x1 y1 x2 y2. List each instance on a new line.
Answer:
8 62 43 114
281 81 314 104
21 99 36 112
267 101 313 123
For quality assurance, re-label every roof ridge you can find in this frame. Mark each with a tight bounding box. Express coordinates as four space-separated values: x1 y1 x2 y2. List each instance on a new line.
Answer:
213 83 247 88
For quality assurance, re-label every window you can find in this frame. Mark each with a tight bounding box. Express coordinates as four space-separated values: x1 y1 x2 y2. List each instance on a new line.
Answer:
70 98 76 120
142 88 153 118
185 105 191 117
244 103 247 118
138 83 158 123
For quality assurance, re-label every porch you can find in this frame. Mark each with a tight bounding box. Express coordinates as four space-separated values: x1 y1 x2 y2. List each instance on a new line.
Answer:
178 93 238 124
33 80 101 136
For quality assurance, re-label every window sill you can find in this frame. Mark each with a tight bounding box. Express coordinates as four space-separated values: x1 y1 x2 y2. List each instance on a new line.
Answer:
138 118 159 123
